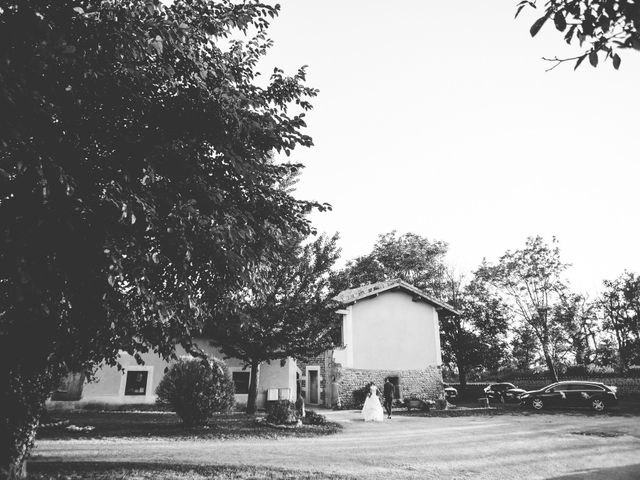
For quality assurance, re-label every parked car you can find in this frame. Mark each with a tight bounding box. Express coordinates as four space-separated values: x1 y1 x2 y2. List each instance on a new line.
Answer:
519 381 619 412
444 384 458 402
483 383 527 403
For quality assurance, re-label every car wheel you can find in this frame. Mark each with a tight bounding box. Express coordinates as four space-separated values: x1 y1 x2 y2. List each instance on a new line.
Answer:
532 398 544 410
591 398 606 412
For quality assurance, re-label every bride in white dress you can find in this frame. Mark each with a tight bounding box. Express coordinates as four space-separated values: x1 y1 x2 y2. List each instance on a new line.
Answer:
361 383 384 422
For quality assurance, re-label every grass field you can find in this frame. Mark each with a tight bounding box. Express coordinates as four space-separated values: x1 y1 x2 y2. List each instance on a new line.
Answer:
28 462 353 480
37 411 342 441
33 403 640 480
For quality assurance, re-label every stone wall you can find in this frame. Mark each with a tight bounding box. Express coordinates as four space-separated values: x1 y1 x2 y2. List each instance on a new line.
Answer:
334 364 444 409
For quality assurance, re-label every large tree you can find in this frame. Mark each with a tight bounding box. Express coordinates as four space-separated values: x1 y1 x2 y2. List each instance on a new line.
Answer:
518 0 640 70
0 1 323 477
206 233 341 414
511 325 540 370
440 273 511 387
552 293 599 367
330 231 448 297
476 236 568 382
599 271 640 372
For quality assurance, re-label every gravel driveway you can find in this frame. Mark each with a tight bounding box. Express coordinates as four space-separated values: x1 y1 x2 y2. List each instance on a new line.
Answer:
33 409 640 479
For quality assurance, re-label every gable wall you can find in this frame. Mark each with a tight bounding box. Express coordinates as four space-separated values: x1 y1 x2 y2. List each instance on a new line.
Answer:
350 291 441 369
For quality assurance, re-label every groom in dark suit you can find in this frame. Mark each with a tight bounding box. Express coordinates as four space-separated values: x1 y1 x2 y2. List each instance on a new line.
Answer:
383 377 394 419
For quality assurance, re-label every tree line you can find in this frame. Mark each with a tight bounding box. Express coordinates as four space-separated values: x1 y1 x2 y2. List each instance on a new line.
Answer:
332 232 640 386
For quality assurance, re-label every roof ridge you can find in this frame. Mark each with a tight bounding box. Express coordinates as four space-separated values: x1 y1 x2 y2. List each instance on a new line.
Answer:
333 278 459 315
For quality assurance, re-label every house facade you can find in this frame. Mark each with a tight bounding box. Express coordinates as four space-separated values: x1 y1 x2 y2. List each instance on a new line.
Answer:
48 339 298 410
298 279 458 408
48 279 457 411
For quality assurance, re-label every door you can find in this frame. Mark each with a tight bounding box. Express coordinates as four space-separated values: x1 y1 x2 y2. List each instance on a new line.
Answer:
541 385 566 407
389 376 401 399
308 369 319 404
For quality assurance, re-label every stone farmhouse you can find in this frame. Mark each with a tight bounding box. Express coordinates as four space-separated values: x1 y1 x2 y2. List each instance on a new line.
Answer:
48 279 458 410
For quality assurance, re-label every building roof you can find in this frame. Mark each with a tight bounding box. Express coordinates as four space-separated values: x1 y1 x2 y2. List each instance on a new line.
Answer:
333 278 460 316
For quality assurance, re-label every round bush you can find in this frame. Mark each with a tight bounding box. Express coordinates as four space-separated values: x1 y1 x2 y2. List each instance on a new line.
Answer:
156 357 234 426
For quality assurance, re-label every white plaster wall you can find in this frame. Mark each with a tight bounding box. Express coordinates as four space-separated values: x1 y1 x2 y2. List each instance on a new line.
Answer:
350 291 441 369
258 359 296 406
81 351 168 404
332 306 353 368
79 338 295 408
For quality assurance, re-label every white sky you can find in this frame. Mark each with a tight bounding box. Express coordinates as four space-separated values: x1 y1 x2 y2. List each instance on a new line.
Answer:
259 1 640 296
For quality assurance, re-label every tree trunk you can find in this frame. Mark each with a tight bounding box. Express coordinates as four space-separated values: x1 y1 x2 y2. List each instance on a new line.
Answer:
246 360 261 414
457 359 467 389
541 343 558 382
613 327 628 374
2 368 54 480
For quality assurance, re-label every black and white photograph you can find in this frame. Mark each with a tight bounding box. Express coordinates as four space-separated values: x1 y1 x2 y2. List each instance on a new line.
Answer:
2 1 640 479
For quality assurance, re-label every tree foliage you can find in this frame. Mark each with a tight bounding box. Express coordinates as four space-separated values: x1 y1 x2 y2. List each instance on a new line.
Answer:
476 236 568 382
551 293 598 367
156 357 235 426
0 1 322 476
330 231 448 297
206 233 341 413
518 0 640 70
511 325 541 370
599 271 640 372
440 273 511 386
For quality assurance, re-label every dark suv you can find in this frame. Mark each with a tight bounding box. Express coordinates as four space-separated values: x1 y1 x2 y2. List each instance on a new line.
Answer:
519 381 619 412
483 383 527 403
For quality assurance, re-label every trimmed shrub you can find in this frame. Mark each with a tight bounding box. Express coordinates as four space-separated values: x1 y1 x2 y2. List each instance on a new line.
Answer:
266 400 297 425
303 410 327 426
156 357 234 426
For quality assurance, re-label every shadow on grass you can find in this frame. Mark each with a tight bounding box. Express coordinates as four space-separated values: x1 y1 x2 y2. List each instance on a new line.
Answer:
28 461 354 480
548 463 640 479
37 411 342 441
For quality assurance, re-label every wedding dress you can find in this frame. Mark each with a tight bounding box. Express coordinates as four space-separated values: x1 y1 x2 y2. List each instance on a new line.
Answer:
361 385 384 422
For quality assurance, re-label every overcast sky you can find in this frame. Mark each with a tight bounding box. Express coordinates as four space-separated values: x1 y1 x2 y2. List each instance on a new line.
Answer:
258 1 640 296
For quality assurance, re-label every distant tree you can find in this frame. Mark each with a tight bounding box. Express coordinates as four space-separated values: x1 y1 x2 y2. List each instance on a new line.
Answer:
552 293 599 367
206 234 341 414
511 325 540 370
593 337 620 369
599 271 640 372
476 236 569 382
517 0 639 70
440 273 511 387
330 231 448 297
0 1 322 477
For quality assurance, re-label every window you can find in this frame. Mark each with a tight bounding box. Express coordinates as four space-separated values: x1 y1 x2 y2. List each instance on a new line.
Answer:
232 371 250 394
124 370 148 396
571 383 603 391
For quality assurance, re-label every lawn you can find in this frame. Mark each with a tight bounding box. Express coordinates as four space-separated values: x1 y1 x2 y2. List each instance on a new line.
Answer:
37 410 342 441
34 405 640 480
28 462 353 480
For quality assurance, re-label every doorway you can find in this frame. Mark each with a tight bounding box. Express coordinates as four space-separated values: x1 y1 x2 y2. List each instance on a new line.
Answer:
306 367 320 404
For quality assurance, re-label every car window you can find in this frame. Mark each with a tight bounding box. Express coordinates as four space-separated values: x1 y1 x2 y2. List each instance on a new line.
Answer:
582 384 604 391
547 384 569 392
